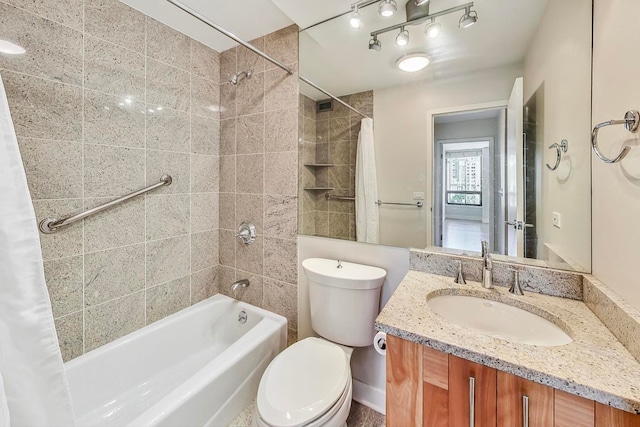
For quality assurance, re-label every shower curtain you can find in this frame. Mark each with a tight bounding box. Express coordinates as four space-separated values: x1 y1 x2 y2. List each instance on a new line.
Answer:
355 118 380 244
0 75 75 426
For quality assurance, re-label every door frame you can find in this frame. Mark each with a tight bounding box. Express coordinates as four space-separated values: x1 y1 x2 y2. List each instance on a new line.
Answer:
426 100 508 247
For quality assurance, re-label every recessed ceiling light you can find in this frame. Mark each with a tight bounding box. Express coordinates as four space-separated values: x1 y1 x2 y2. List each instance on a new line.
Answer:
397 54 430 72
0 39 26 55
379 0 397 18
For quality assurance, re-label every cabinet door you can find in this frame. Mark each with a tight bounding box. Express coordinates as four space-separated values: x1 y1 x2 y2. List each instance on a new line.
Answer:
497 371 553 427
386 335 422 427
423 347 449 427
554 390 594 427
595 403 640 427
449 355 497 427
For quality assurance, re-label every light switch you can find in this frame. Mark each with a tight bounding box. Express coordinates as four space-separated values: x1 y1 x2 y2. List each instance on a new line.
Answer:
413 192 425 200
552 212 561 228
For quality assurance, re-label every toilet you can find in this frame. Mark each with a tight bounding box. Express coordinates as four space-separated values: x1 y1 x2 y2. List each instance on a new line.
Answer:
252 258 387 427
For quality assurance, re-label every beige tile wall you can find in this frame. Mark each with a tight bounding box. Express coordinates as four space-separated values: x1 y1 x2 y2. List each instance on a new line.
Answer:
300 91 373 241
217 25 300 345
1 0 221 360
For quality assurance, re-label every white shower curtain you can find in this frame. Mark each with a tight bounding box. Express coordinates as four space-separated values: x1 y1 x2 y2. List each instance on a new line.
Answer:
0 75 75 426
355 118 380 244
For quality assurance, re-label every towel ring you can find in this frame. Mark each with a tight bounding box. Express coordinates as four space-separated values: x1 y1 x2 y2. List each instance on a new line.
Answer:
546 139 568 171
591 110 639 164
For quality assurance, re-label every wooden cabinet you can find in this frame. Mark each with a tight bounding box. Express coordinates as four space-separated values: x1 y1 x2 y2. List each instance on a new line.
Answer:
386 336 640 427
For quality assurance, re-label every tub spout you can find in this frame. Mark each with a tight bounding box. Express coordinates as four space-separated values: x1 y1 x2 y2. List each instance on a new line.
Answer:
231 279 250 292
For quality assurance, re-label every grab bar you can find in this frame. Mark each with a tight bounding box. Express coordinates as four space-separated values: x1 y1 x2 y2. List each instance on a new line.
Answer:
39 175 172 234
325 192 423 207
591 110 639 164
546 139 568 171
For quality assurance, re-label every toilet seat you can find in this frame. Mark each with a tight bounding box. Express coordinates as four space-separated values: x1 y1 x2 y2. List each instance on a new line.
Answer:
256 338 350 427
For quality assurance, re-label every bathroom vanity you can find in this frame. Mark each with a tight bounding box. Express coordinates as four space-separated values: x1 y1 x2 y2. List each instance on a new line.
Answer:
377 266 640 427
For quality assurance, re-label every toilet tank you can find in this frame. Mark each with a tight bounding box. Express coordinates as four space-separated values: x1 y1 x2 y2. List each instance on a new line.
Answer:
302 258 387 347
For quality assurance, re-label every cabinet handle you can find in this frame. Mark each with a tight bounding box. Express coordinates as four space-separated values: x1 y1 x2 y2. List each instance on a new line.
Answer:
522 395 529 427
469 376 476 427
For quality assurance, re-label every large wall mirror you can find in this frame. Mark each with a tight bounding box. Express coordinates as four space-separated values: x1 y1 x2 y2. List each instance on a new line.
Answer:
297 0 592 272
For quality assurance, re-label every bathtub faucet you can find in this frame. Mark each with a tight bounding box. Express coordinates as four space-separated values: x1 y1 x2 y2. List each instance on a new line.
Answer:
231 279 250 292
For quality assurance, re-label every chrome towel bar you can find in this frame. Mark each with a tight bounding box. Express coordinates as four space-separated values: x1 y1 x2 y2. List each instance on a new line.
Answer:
591 110 639 164
325 192 423 207
546 139 568 171
39 175 172 234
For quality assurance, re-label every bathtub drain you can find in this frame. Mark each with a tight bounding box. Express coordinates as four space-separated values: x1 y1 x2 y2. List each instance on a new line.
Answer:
238 310 247 324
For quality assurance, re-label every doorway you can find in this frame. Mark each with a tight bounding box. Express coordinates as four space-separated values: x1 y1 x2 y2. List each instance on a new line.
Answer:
432 108 507 253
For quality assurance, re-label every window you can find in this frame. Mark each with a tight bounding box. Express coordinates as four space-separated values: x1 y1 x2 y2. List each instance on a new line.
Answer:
445 150 482 206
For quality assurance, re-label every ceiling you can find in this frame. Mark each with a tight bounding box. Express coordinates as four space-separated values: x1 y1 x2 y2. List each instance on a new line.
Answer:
119 0 294 52
292 0 547 99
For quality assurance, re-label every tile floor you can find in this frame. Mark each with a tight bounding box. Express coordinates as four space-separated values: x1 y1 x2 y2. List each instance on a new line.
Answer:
228 400 385 426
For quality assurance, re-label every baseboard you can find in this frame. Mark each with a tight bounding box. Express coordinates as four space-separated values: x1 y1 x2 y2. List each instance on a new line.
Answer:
352 378 386 415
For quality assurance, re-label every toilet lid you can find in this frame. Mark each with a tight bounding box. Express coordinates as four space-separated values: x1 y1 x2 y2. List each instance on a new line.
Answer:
257 338 349 427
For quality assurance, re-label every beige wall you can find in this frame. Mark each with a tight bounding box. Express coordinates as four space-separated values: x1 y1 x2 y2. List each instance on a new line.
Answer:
374 64 522 248
592 0 640 310
217 25 300 345
1 0 221 361
523 0 592 271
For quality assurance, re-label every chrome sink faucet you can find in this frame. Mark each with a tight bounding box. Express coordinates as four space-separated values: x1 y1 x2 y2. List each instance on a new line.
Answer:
481 241 493 289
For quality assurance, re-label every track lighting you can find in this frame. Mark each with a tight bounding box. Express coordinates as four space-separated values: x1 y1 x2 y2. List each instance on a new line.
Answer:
424 19 442 39
397 53 430 72
395 28 409 47
415 0 429 5
378 0 397 17
459 6 478 29
369 36 382 52
350 7 363 29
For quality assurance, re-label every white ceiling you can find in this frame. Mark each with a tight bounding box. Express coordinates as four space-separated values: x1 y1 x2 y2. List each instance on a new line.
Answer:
120 0 294 52
292 0 547 99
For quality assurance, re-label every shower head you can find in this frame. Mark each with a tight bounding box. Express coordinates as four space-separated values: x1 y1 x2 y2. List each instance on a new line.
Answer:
230 70 252 85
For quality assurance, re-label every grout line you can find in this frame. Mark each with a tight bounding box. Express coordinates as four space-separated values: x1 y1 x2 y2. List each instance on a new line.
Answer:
143 15 148 326
81 0 86 356
188 36 193 307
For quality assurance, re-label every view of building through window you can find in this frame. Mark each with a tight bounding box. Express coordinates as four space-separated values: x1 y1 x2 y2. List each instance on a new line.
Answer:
445 150 483 206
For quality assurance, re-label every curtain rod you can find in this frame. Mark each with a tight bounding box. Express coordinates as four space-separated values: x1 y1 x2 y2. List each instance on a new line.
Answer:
300 76 370 119
166 0 294 75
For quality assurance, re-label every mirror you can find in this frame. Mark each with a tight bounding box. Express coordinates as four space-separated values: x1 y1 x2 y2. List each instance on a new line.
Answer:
297 0 592 272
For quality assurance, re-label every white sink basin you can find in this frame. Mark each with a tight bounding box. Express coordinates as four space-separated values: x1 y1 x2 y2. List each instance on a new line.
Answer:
427 294 572 346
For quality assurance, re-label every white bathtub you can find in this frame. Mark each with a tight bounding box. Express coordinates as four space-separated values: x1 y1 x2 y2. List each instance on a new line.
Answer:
65 294 287 427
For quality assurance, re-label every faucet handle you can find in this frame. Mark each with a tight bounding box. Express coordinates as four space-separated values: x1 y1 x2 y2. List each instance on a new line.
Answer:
507 268 524 296
454 260 466 285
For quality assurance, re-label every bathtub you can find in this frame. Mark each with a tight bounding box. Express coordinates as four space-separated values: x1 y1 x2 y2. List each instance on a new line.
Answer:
65 294 287 427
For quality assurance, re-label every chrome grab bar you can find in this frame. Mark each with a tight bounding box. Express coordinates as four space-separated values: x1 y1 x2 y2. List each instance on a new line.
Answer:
546 139 568 171
591 110 639 164
325 192 423 207
39 175 172 234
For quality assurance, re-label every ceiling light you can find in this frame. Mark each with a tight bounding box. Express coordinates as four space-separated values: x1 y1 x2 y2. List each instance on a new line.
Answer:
369 36 382 52
0 39 26 55
459 7 478 29
395 28 410 47
397 54 430 72
425 19 442 39
378 0 397 18
350 7 363 29
415 0 429 5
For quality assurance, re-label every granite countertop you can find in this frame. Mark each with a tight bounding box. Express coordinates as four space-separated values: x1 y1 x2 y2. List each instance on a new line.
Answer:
375 270 640 414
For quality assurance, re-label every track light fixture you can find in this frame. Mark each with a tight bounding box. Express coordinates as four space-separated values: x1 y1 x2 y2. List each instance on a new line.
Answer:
350 7 363 29
415 0 429 5
369 36 382 51
378 0 397 17
395 27 410 46
459 6 478 29
424 18 442 39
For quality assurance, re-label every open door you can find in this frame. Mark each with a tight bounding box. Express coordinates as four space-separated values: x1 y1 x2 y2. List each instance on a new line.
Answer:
506 78 524 257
